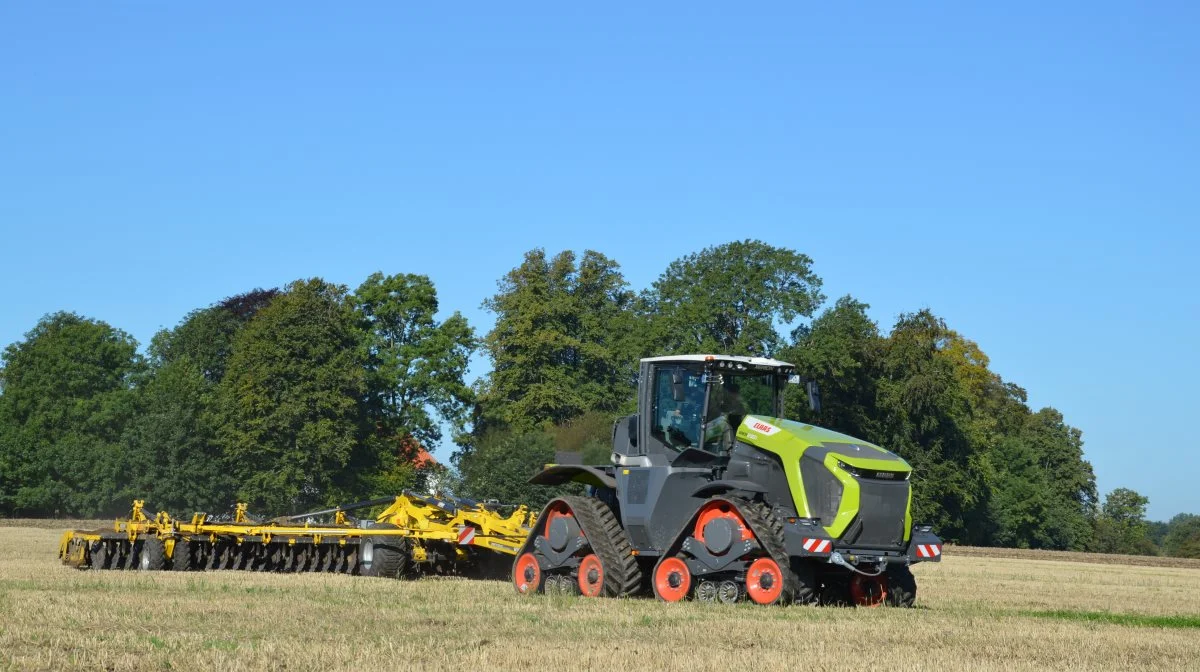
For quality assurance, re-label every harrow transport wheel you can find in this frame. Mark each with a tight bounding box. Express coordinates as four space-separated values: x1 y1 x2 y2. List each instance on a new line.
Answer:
172 542 193 571
653 557 691 602
850 573 888 608
139 538 166 571
360 535 408 578
513 552 543 595
745 557 785 605
884 565 916 608
577 554 604 598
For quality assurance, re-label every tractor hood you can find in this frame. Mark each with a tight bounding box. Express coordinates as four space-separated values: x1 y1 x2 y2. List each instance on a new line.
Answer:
735 415 913 538
735 415 911 472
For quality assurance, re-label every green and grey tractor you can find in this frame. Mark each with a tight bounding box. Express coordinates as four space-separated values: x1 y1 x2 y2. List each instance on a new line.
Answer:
512 354 943 606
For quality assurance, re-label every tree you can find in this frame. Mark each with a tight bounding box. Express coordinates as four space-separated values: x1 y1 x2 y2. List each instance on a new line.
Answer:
474 249 639 433
215 279 371 512
780 296 883 439
987 435 1055 549
1090 488 1155 555
457 429 575 510
1016 408 1097 549
152 288 279 383
874 310 982 542
353 272 475 451
0 312 141 516
641 240 824 356
1162 513 1200 558
120 358 233 514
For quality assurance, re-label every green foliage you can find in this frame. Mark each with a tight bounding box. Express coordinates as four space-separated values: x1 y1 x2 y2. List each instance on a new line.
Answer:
1090 488 1156 555
545 410 618 465
475 249 639 432
150 288 279 382
782 300 1100 549
119 358 233 515
456 429 572 510
353 272 475 448
871 310 982 542
215 279 372 512
1162 514 1200 558
781 296 882 438
0 312 141 516
641 239 824 356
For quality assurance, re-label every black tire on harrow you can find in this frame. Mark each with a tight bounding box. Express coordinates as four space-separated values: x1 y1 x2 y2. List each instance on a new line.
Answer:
359 524 410 579
172 541 194 571
139 538 167 571
885 564 917 608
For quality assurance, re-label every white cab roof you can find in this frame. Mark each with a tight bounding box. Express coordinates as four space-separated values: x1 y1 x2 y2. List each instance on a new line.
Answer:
640 354 794 368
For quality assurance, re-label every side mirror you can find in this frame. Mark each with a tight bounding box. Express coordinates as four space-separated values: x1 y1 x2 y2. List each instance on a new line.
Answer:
805 381 822 413
671 368 686 402
628 414 638 447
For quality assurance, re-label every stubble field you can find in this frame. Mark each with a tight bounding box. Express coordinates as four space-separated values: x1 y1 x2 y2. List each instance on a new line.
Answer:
1 521 1198 671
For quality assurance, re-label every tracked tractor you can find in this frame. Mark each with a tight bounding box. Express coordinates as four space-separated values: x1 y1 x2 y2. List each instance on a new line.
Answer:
512 355 943 606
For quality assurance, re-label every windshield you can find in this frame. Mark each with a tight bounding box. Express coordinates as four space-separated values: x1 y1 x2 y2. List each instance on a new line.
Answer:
652 368 780 454
705 373 776 425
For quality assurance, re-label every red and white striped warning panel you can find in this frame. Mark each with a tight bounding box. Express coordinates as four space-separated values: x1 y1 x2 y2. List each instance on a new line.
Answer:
916 543 942 558
802 538 831 553
457 526 476 545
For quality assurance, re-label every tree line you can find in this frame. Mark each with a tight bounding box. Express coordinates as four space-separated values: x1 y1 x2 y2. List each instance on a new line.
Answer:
0 241 1195 557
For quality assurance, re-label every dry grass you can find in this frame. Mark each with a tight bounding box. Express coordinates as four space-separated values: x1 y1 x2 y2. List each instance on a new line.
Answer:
947 544 1200 570
1 527 1198 671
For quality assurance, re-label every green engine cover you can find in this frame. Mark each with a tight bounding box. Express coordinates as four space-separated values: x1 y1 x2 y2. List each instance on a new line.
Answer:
735 415 913 541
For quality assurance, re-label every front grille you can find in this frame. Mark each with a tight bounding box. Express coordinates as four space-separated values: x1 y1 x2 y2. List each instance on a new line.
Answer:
845 478 909 549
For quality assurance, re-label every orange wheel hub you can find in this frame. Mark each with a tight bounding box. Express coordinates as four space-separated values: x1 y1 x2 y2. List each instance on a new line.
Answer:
745 557 785 605
693 502 753 544
577 553 604 597
513 552 542 595
850 574 888 607
654 557 691 602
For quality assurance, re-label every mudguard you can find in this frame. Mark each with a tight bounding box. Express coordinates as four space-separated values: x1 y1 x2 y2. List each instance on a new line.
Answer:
528 465 617 490
690 480 767 498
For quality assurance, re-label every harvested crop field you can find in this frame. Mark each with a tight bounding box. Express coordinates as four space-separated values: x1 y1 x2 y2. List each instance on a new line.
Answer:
2 522 1199 671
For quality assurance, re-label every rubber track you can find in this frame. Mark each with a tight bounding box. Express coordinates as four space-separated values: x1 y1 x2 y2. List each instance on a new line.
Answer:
559 495 643 597
726 496 803 604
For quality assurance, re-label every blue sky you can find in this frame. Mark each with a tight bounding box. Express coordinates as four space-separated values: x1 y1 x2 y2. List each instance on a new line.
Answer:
1 3 1196 519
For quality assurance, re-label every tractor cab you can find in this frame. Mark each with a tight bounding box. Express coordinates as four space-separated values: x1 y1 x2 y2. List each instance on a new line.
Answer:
612 355 812 465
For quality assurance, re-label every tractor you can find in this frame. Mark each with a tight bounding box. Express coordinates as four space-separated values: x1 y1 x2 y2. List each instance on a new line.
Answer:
511 354 943 606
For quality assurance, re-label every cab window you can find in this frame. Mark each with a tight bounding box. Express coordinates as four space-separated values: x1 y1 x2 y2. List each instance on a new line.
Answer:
650 367 704 449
